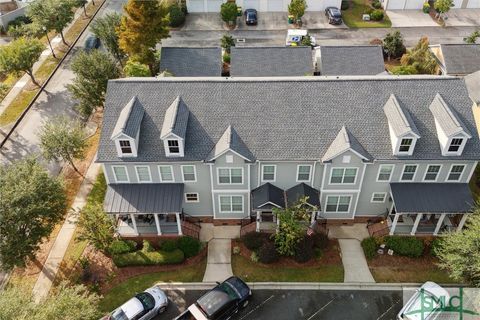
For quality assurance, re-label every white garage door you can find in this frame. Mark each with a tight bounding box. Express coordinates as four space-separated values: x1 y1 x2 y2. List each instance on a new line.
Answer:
386 0 406 9
306 0 324 11
243 0 260 10
404 0 424 9
188 0 205 12
267 0 284 11
467 0 480 7
323 0 342 9
207 0 223 12
452 0 463 7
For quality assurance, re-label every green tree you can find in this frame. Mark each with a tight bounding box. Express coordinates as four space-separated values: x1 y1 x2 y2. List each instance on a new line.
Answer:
90 12 126 65
220 2 238 25
118 0 170 75
0 37 44 86
72 0 88 17
383 31 406 61
288 0 307 20
39 116 88 176
67 50 120 118
391 65 418 75
434 0 454 20
27 0 76 46
76 203 115 253
464 30 480 44
400 37 438 74
0 158 67 270
434 210 480 286
124 59 150 77
220 34 235 53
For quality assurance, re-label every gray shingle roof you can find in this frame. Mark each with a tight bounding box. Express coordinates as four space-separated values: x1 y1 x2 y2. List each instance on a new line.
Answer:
429 93 472 137
97 76 480 163
439 44 480 75
159 47 222 77
230 47 314 77
251 183 285 210
285 183 320 208
160 96 189 140
206 125 255 162
322 126 372 162
465 70 480 104
383 94 420 138
390 183 473 213
111 96 144 139
319 45 385 76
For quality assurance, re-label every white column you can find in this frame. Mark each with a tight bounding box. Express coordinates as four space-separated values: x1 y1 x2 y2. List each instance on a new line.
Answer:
154 214 162 236
276 215 280 232
411 213 423 235
130 213 139 235
256 211 260 232
433 213 447 236
176 212 183 235
311 211 316 224
457 214 469 231
389 213 400 235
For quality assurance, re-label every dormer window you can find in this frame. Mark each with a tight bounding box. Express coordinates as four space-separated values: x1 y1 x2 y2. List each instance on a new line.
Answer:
448 138 463 153
110 96 144 158
168 140 180 154
119 140 132 154
160 97 189 158
399 138 413 153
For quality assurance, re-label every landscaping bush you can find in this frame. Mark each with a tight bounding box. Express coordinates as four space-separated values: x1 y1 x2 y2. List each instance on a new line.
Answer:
242 232 269 251
6 16 32 30
112 249 185 267
430 237 443 257
159 239 178 252
370 9 384 21
363 7 373 15
311 232 328 249
385 236 424 258
223 53 231 63
294 236 314 263
250 251 259 263
142 240 155 253
108 239 137 255
372 0 382 9
423 2 430 13
361 237 377 260
341 1 350 10
169 4 186 27
258 241 279 264
220 2 238 24
177 236 201 258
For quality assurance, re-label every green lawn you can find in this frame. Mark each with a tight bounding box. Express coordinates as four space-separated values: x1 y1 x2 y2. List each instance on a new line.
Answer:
231 254 344 282
99 257 207 313
370 265 459 284
342 0 392 28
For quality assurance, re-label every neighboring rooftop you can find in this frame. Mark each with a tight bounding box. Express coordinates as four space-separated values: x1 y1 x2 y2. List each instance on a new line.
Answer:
230 46 314 77
318 45 385 76
430 44 480 76
159 47 222 77
98 76 480 163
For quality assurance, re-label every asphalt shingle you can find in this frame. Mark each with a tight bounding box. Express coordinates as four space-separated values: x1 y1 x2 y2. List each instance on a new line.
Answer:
439 44 480 75
318 45 385 76
159 47 222 77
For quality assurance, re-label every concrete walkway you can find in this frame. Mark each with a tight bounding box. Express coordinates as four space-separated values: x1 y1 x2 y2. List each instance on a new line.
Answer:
31 162 100 302
202 239 233 282
328 224 370 241
338 239 375 283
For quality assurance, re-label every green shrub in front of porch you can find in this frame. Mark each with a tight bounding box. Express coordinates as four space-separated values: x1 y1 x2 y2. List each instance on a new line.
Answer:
108 239 137 255
384 236 424 258
112 240 184 267
361 237 377 260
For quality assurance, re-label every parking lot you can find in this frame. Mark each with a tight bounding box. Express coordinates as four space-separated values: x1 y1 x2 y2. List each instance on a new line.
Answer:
157 288 403 319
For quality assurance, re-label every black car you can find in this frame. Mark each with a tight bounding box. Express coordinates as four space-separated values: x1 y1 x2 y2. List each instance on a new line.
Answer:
244 9 257 25
174 277 251 320
325 7 342 25
84 35 101 52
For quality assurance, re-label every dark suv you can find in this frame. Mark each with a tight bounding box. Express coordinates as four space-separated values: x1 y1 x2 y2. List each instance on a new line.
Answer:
244 9 258 25
325 7 342 25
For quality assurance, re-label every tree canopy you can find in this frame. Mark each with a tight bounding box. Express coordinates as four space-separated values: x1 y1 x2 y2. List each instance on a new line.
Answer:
90 12 125 65
400 37 438 74
288 0 307 20
464 30 480 44
0 158 67 270
383 31 406 60
76 202 115 253
434 0 454 17
123 59 150 77
220 2 238 24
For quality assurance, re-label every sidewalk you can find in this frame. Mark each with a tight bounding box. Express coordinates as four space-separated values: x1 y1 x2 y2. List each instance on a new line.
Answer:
31 161 100 303
202 239 233 282
338 239 375 283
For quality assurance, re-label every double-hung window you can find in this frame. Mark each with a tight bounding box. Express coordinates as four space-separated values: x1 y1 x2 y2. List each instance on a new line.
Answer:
399 138 413 153
182 165 197 182
401 165 417 181
167 140 180 154
371 192 387 203
377 165 394 182
135 166 151 182
297 165 312 182
219 195 244 213
448 138 463 153
447 165 465 181
113 166 129 183
119 140 132 154
325 196 351 213
262 165 276 182
158 166 174 182
185 193 199 203
218 168 243 184
330 168 357 184
424 165 441 181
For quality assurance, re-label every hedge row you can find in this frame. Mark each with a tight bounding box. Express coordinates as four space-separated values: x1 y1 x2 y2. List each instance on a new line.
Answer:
113 248 185 267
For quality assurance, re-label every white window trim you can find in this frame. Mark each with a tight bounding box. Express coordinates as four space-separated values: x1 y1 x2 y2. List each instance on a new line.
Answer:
134 165 152 183
296 164 312 182
112 165 129 183
422 164 443 182
400 164 418 182
325 195 352 213
376 164 395 182
181 165 197 183
217 167 244 185
443 136 468 156
218 195 244 213
396 136 417 156
329 167 358 185
115 137 137 158
370 192 387 203
158 165 175 182
184 192 199 203
446 164 466 182
163 136 184 157
261 164 276 182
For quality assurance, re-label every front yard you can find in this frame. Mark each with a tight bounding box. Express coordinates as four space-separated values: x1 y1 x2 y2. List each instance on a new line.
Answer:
342 0 392 28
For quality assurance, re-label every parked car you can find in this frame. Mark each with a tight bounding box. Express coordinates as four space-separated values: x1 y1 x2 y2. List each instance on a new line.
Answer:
285 29 316 47
84 35 101 52
174 277 251 320
325 7 342 25
102 286 168 320
397 282 450 320
244 9 257 25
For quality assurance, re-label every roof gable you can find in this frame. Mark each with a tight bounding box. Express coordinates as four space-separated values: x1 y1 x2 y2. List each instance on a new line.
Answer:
251 183 285 209
111 96 144 140
429 93 472 138
285 183 320 207
383 94 420 138
160 96 189 140
206 125 255 162
322 126 372 162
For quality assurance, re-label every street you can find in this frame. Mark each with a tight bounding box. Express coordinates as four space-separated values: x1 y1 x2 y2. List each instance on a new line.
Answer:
158 288 403 320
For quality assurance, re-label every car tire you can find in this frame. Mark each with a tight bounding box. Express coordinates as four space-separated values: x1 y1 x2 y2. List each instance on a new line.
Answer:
158 306 167 314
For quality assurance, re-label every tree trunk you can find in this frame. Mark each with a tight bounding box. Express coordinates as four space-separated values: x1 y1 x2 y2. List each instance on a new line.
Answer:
83 5 87 17
26 70 40 87
92 0 95 5
69 160 84 177
60 31 68 46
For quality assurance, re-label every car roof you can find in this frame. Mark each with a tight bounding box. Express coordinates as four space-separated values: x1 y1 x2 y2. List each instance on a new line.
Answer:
197 282 240 317
245 8 257 12
120 297 144 319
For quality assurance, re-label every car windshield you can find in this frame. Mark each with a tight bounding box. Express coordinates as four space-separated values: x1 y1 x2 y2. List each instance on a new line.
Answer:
330 9 341 16
135 292 155 311
197 282 240 317
110 309 129 320
247 12 256 18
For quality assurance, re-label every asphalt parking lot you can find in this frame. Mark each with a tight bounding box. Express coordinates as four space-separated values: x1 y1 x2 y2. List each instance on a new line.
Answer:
157 288 403 320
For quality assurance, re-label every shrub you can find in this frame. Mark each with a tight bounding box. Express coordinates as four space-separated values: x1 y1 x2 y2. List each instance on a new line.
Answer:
242 232 269 251
220 2 238 24
370 9 384 21
311 232 328 249
169 4 186 27
142 240 155 253
6 16 32 30
250 251 259 263
423 2 430 13
363 7 373 15
177 236 201 258
221 34 235 53
113 249 185 267
108 240 137 255
258 241 279 264
294 236 314 263
391 65 418 75
341 1 350 10
361 237 377 260
385 236 424 258
0 83 9 101
372 0 382 9
430 237 444 257
159 239 178 252
314 248 323 259
223 53 230 63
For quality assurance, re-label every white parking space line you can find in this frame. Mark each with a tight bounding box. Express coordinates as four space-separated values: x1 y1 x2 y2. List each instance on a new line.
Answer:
239 295 275 320
306 299 334 320
376 299 401 320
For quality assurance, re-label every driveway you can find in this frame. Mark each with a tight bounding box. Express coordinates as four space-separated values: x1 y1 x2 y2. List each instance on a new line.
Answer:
445 9 480 27
387 10 438 27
